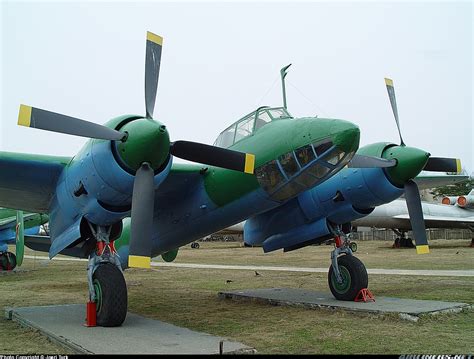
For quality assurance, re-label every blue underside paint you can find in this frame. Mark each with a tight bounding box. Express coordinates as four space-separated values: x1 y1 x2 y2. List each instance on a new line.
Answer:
48 139 172 258
243 166 404 251
0 226 40 252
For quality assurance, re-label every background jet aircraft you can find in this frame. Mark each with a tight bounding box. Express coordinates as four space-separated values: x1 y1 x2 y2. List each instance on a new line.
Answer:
352 196 474 247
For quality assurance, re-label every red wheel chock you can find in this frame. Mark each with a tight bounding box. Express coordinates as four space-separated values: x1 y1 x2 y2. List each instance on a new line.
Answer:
354 288 375 302
85 301 97 327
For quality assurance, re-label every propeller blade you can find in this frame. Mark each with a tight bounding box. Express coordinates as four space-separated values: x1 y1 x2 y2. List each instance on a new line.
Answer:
145 31 163 119
424 157 462 173
348 154 397 168
404 180 429 254
18 104 125 141
170 141 256 174
128 162 155 268
384 78 405 146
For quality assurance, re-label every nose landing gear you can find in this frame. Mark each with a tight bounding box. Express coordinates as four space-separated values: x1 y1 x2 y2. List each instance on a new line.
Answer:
86 224 127 327
327 229 368 301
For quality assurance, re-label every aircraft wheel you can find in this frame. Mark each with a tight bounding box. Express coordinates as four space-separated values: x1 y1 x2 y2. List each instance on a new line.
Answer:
93 263 127 327
0 252 17 271
328 255 368 301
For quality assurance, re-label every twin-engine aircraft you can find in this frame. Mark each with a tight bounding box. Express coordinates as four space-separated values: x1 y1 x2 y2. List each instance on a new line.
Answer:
2 31 461 326
1 32 367 326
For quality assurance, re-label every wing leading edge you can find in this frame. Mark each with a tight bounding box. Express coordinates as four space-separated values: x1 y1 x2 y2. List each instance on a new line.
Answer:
0 152 71 213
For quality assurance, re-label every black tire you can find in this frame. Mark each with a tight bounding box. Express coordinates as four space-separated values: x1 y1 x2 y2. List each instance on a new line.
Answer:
328 255 368 301
93 263 127 327
1 252 17 271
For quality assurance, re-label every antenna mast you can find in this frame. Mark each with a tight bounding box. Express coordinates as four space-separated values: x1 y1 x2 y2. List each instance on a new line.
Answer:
280 64 292 109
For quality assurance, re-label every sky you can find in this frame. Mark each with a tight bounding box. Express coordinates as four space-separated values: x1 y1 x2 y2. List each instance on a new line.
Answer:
1 0 473 175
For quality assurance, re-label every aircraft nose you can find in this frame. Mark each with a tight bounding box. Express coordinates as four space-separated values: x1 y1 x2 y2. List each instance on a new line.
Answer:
329 120 361 155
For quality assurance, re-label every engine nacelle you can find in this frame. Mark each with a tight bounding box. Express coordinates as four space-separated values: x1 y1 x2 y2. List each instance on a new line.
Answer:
457 195 474 209
48 115 172 250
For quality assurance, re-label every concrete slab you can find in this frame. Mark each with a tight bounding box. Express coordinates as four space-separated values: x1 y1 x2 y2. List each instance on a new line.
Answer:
5 304 256 354
219 288 471 321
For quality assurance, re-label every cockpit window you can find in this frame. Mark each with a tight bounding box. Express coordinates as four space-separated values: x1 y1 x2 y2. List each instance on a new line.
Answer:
271 181 304 201
214 107 293 148
255 138 352 203
323 148 345 166
234 116 255 143
279 152 299 178
268 108 290 120
254 111 272 131
314 140 333 156
215 125 236 148
255 160 286 194
294 145 315 167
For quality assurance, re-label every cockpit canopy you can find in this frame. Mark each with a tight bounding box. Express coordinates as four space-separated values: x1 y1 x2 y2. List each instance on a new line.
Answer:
214 106 293 148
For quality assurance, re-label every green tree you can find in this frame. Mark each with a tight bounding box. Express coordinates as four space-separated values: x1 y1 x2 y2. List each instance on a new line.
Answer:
429 176 474 199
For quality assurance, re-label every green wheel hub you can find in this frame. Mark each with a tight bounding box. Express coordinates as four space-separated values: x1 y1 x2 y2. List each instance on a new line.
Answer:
331 265 351 294
93 279 103 312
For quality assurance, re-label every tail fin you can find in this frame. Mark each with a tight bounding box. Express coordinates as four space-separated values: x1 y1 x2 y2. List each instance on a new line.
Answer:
15 211 24 267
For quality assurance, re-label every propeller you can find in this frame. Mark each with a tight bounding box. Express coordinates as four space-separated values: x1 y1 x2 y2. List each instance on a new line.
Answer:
129 163 155 268
18 31 257 268
383 77 462 254
348 154 397 168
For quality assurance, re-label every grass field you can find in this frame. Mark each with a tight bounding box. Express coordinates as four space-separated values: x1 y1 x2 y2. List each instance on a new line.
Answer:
1 239 473 354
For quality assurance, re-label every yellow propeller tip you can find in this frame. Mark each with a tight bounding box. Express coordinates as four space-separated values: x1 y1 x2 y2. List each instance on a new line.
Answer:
456 159 462 173
384 78 394 86
244 153 255 174
18 105 32 127
416 245 430 254
128 255 151 268
147 31 163 46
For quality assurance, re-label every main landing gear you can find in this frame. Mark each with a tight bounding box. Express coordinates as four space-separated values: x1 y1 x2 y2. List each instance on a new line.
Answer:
86 224 127 327
392 229 415 248
0 251 17 271
327 230 368 301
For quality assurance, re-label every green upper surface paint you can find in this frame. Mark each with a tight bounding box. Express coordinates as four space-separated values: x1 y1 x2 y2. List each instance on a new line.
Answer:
204 117 360 206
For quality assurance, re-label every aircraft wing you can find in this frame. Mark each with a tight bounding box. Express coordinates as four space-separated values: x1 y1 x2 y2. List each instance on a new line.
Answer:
414 174 469 190
0 152 71 213
392 214 474 228
0 212 39 231
154 162 205 201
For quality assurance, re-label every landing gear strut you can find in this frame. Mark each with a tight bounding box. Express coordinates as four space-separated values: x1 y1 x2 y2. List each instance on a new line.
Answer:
327 228 368 301
86 224 127 327
0 251 17 271
392 229 415 248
